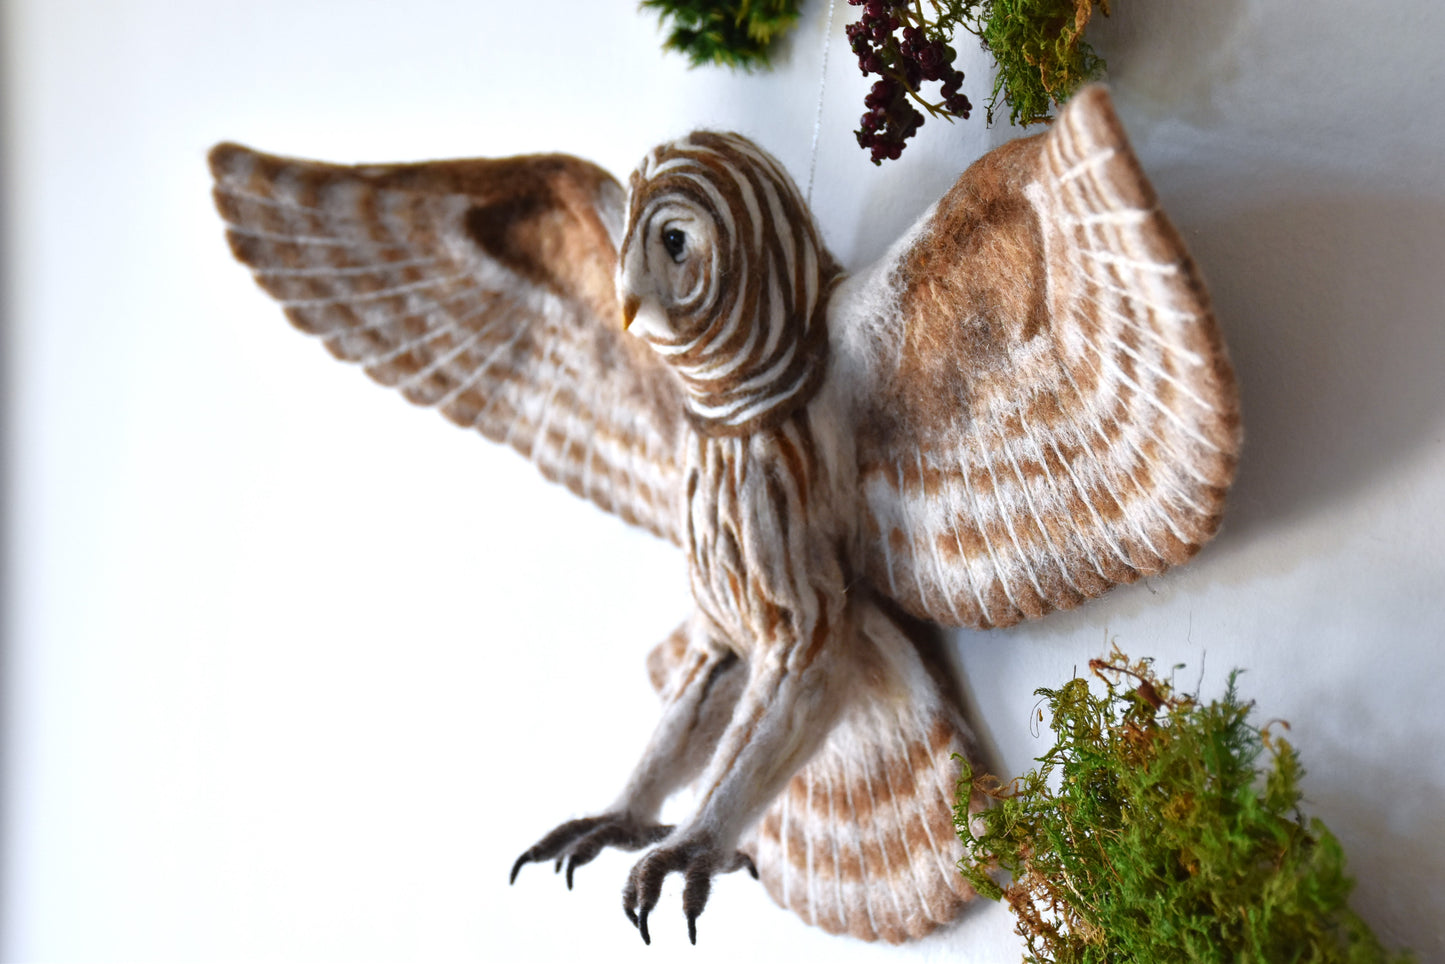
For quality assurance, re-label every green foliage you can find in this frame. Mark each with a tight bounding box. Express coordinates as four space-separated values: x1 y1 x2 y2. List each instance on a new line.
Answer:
640 0 802 70
954 649 1412 964
638 0 1107 151
961 0 1109 126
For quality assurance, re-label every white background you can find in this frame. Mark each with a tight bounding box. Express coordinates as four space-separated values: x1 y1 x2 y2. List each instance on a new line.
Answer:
4 0 1442 960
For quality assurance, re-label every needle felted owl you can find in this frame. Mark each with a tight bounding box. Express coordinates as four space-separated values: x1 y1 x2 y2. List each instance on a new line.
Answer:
209 86 1239 945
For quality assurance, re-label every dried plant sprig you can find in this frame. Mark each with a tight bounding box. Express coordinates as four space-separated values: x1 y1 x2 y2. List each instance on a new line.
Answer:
955 647 1413 963
846 0 974 164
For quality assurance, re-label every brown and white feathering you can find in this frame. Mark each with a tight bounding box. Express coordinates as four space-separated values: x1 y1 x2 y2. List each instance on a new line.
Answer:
842 86 1239 629
210 85 1239 945
210 145 686 540
741 604 979 943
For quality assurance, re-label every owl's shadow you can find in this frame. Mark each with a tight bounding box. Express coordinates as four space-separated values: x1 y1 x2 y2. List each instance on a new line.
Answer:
1181 183 1445 557
1172 181 1445 957
1086 0 1445 558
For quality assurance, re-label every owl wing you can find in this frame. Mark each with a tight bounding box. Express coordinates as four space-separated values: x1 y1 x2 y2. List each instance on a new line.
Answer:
210 143 686 541
834 86 1240 629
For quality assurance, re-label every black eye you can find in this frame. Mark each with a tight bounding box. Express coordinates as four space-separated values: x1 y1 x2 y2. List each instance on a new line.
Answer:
662 227 687 263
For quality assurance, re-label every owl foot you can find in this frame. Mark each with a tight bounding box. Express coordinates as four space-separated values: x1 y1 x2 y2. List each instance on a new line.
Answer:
621 833 758 945
509 813 672 891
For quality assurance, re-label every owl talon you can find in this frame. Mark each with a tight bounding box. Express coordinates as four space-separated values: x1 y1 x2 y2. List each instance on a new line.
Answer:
621 835 754 944
638 908 653 945
509 813 672 888
565 855 584 891
737 851 758 880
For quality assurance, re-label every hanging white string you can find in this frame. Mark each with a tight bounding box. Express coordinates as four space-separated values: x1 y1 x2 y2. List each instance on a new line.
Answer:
805 0 838 206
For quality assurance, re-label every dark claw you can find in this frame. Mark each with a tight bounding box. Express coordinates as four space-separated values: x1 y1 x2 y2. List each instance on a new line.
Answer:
622 873 640 928
623 848 670 944
509 816 602 884
681 862 711 946
737 851 758 879
620 836 749 945
510 814 670 891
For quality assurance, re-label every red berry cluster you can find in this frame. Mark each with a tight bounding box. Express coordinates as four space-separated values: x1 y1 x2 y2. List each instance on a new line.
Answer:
846 0 972 164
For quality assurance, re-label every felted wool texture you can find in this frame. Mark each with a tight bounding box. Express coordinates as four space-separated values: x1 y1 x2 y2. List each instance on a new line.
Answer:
211 83 1239 943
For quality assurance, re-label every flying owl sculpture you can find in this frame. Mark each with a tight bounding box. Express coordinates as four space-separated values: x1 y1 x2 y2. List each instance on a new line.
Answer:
209 86 1240 945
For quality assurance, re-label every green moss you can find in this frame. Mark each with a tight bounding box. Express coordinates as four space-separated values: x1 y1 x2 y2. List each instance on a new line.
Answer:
640 0 802 71
955 649 1412 963
961 0 1108 125
638 0 1105 134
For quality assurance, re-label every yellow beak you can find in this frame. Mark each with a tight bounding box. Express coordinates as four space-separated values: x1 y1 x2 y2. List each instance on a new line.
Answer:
621 295 640 331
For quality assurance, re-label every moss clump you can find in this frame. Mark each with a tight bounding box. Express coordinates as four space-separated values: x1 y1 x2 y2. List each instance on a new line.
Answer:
961 0 1108 126
640 0 802 70
955 648 1412 963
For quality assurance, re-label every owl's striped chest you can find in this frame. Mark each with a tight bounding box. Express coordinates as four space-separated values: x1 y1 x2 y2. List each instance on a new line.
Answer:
681 412 850 654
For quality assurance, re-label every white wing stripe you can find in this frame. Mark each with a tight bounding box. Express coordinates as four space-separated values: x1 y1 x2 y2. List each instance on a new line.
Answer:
956 433 1022 619
1078 336 1225 452
976 431 1049 602
917 450 965 623
1017 408 1109 582
252 256 439 279
226 224 409 250
1056 145 1118 183
1052 361 1173 562
856 743 907 929
1082 249 1181 275
996 426 1083 595
279 272 471 308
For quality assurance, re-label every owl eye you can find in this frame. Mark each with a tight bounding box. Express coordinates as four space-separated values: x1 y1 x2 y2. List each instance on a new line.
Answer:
662 227 687 264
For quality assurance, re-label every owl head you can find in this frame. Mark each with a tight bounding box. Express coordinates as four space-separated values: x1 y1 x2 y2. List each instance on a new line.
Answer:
617 132 841 433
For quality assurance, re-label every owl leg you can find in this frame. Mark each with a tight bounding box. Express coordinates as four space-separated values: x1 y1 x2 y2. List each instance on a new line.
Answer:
509 619 744 890
622 635 848 944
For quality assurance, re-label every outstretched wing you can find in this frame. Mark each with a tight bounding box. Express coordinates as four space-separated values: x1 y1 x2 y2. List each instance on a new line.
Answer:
210 143 686 541
834 86 1240 629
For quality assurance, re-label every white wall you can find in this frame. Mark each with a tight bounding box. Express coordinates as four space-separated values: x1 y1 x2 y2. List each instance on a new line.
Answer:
4 0 1441 960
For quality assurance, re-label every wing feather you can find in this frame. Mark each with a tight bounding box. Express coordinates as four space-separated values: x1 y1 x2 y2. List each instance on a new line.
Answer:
210 143 686 541
737 604 976 942
840 86 1240 628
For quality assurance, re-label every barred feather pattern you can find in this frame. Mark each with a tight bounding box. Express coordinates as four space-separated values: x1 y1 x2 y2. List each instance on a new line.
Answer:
209 85 1240 946
844 86 1240 629
622 132 841 435
210 144 687 541
741 603 979 944
682 414 839 657
646 601 981 945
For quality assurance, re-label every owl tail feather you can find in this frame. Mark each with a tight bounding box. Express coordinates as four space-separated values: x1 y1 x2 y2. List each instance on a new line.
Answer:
648 604 984 943
742 602 981 942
